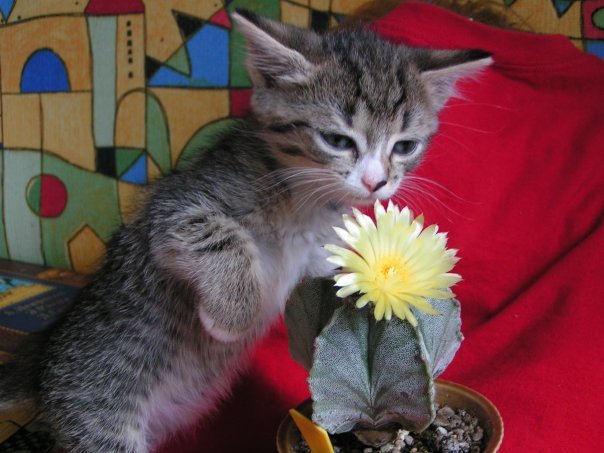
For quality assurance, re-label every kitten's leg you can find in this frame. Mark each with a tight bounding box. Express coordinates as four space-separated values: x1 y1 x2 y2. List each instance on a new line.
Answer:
46 407 148 453
155 212 264 342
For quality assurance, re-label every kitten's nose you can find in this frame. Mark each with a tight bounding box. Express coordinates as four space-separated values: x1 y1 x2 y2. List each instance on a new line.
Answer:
362 178 387 193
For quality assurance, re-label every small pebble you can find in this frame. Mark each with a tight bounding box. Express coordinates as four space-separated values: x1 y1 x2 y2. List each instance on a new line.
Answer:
472 426 484 442
434 415 450 426
437 407 455 418
294 404 486 452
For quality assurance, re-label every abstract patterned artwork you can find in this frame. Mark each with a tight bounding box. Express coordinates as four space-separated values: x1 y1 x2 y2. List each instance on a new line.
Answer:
0 0 602 274
505 0 604 58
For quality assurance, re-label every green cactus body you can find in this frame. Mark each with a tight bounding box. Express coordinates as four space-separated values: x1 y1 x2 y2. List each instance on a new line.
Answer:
285 278 463 435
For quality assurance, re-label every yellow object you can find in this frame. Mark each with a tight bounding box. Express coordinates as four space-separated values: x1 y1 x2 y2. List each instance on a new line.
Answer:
325 200 461 325
0 405 36 443
0 284 51 309
289 409 334 453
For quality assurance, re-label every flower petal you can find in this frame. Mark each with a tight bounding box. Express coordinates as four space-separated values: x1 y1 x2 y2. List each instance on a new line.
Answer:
405 296 441 315
333 226 357 247
334 272 360 287
374 299 386 321
325 245 372 274
336 284 361 298
355 293 373 308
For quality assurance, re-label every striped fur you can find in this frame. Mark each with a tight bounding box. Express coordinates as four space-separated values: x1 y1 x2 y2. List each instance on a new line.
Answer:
0 10 490 452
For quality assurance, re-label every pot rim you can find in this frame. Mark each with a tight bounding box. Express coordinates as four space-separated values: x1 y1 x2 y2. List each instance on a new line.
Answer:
277 379 503 453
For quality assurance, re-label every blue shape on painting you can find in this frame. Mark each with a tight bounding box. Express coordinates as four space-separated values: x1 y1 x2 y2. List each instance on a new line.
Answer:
148 66 189 87
121 154 147 185
586 40 604 60
552 0 573 17
0 0 14 20
149 24 228 88
21 49 70 93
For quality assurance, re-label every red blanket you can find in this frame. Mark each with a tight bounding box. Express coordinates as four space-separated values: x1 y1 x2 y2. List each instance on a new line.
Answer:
160 2 604 452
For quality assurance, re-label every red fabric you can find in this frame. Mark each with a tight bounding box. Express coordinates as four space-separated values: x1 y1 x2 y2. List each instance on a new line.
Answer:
160 3 604 452
84 0 144 16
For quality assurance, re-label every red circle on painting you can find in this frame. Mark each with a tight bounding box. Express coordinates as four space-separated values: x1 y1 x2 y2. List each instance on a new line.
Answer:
40 174 68 218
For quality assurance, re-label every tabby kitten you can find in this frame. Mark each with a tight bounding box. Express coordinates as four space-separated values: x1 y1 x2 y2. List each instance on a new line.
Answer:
0 10 490 452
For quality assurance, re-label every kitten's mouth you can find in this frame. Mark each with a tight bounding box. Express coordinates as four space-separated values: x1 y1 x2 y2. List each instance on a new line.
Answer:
356 186 397 205
342 183 395 206
350 193 384 206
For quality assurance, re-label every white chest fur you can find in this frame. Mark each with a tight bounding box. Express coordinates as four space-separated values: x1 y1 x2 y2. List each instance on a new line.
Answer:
255 206 344 321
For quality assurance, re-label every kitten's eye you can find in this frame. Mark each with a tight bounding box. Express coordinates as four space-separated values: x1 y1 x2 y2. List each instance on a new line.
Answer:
392 140 419 156
321 133 355 150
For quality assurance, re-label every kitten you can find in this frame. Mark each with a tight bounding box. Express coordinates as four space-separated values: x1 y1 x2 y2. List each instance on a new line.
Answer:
0 10 490 452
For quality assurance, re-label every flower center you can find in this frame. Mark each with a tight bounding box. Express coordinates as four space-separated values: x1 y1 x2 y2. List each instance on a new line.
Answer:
375 256 408 283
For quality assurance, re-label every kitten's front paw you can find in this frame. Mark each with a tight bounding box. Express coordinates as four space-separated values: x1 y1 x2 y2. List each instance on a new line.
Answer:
198 307 244 343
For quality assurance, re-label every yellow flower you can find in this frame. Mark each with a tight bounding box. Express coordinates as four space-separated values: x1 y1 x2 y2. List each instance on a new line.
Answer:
325 201 461 325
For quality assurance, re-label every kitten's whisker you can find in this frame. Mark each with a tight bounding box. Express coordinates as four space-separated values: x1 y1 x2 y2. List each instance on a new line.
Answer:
391 193 418 214
393 189 443 221
292 182 343 215
400 182 446 210
443 101 512 111
257 171 341 202
292 182 333 207
403 175 471 204
259 177 340 200
294 182 342 208
269 166 335 176
312 186 347 211
397 184 439 213
286 178 340 190
429 132 473 154
252 174 325 193
438 121 503 134
265 169 334 181
403 178 478 221
314 189 349 214
334 192 351 210
270 169 339 188
254 167 337 190
396 181 458 222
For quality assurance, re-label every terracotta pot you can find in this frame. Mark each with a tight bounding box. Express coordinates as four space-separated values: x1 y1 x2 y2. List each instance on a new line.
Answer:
277 379 503 452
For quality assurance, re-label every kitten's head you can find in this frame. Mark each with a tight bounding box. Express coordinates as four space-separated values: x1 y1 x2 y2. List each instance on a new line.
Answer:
233 10 491 205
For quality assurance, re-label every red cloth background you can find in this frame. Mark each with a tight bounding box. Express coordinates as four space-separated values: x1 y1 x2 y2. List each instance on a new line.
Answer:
160 2 604 451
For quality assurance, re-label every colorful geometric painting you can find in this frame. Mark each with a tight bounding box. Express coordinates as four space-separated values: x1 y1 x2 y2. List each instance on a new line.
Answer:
503 0 604 58
0 0 602 274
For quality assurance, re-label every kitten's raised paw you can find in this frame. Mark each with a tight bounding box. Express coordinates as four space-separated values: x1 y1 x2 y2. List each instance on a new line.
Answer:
306 245 340 278
198 307 244 343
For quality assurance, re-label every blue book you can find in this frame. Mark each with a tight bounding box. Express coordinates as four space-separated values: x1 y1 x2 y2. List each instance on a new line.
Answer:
0 272 81 333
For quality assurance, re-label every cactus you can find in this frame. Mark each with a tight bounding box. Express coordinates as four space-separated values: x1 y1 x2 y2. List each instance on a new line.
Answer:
285 277 462 438
285 202 463 446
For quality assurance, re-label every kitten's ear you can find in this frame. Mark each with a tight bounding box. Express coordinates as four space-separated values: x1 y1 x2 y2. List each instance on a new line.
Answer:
232 9 315 85
415 49 493 110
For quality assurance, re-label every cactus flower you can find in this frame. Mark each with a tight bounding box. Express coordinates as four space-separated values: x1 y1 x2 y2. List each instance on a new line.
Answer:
325 201 461 325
